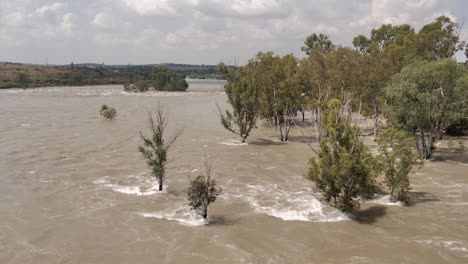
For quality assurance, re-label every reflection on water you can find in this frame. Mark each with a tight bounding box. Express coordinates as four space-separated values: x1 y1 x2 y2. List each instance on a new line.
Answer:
0 81 467 263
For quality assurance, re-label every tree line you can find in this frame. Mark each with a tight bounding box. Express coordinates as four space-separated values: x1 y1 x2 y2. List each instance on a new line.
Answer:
124 67 189 92
219 15 468 212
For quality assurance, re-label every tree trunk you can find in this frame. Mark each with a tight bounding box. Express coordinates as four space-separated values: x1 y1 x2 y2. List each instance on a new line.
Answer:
373 107 379 141
358 95 362 116
277 114 284 141
301 110 305 122
317 107 322 142
202 208 208 219
158 180 163 191
284 117 291 141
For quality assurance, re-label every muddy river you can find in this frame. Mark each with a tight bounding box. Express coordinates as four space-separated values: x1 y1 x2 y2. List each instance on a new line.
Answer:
0 79 467 263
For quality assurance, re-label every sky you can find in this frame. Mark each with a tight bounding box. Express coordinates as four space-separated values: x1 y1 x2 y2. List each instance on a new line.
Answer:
0 0 467 65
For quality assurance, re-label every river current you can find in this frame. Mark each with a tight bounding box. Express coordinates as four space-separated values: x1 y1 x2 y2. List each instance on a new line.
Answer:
0 79 467 263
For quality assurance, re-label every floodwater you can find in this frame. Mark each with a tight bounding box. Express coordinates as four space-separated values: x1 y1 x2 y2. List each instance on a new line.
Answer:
0 79 467 263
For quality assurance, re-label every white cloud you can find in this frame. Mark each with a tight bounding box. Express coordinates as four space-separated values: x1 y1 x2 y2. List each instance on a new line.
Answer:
0 0 466 64
122 0 198 15
92 12 114 28
229 0 283 16
35 2 63 16
60 13 74 35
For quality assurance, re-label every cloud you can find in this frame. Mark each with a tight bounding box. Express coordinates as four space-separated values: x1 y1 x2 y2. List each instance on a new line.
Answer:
0 0 466 64
35 2 63 16
122 0 198 15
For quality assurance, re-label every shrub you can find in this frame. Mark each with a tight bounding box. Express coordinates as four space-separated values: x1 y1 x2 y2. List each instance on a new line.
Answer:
99 104 117 120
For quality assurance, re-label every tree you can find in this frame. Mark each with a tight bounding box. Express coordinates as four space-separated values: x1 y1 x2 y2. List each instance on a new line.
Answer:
302 33 334 55
218 63 259 143
139 104 182 191
99 104 117 120
250 52 303 141
414 15 465 60
385 59 467 159
377 129 422 204
15 72 31 88
135 80 150 92
306 99 375 213
187 159 222 220
352 35 372 53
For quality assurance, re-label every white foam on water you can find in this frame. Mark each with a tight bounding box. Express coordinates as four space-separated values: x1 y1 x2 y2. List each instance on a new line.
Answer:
20 123 30 127
106 182 163 196
226 184 349 222
368 194 403 206
177 168 199 174
219 139 248 146
417 239 468 253
263 166 277 170
139 205 207 226
93 174 165 196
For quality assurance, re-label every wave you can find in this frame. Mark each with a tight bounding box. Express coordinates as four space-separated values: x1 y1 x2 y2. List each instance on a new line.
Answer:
367 194 403 206
416 239 468 254
1 86 225 97
93 174 165 196
225 183 349 222
219 139 248 146
139 205 207 226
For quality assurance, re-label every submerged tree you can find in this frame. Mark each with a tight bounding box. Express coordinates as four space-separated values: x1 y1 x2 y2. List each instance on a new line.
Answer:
306 99 375 213
218 63 259 143
99 104 117 120
377 129 422 204
187 159 222 220
385 59 467 159
139 104 182 191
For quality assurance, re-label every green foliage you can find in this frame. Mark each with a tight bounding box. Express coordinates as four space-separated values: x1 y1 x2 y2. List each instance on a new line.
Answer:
377 129 422 204
302 33 334 55
187 160 222 219
15 72 31 88
306 99 375 213
218 63 259 143
99 104 117 120
138 104 181 191
124 67 188 92
415 15 464 60
385 59 467 159
135 80 150 92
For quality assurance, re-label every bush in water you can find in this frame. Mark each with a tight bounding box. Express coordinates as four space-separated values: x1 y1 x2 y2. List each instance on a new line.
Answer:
99 104 117 120
188 159 222 219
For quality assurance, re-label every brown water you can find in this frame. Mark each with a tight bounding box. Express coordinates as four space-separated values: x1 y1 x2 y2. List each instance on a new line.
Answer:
1 80 467 263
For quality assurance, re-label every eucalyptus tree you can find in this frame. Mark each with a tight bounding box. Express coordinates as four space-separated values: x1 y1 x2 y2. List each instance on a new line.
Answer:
139 104 182 191
218 63 259 143
385 59 467 159
301 33 335 55
414 15 466 60
377 129 422 204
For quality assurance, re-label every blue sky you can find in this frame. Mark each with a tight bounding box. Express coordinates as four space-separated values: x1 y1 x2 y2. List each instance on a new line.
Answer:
1 0 466 65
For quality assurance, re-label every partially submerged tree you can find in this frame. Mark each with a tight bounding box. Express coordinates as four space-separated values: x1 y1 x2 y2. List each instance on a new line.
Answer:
218 63 259 143
377 129 422 204
307 99 375 213
139 104 182 191
99 104 117 120
187 159 222 220
385 59 467 159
